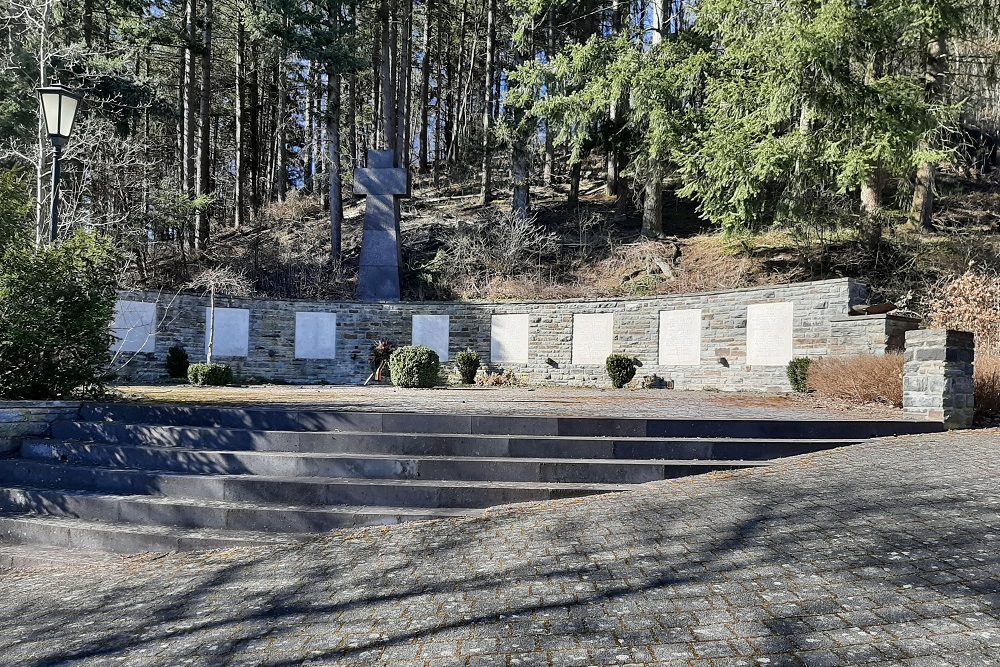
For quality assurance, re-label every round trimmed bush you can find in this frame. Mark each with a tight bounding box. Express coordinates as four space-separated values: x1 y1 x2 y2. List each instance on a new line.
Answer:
188 362 233 386
454 349 481 384
389 345 441 388
786 357 812 392
606 354 640 389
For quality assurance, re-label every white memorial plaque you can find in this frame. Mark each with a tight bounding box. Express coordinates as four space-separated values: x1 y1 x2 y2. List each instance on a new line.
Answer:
658 309 702 366
111 300 157 353
572 313 614 365
412 314 450 360
746 302 794 366
295 312 337 360
490 313 530 363
205 307 250 357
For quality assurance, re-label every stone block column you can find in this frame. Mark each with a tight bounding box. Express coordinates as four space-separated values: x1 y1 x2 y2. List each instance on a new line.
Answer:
903 329 975 429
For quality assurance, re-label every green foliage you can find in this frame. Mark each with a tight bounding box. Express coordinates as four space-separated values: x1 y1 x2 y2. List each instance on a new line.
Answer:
787 357 813 393
673 0 970 234
0 231 121 399
187 363 234 386
388 345 441 388
0 168 30 255
166 346 190 379
454 349 481 384
606 354 640 389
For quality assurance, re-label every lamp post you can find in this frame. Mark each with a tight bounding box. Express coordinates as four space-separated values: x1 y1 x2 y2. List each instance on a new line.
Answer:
37 85 82 244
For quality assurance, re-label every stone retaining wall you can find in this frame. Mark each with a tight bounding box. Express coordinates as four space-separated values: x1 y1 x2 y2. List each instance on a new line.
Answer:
112 278 914 391
0 403 80 455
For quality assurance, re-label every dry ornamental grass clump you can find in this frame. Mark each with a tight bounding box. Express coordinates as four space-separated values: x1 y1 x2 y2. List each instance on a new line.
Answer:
807 354 904 407
975 353 1000 419
928 271 1000 354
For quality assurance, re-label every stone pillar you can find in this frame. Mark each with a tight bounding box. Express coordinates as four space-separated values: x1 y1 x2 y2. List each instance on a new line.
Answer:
903 329 975 429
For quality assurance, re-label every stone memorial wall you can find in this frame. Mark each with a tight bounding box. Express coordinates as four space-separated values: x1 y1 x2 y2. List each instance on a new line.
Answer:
115 277 918 391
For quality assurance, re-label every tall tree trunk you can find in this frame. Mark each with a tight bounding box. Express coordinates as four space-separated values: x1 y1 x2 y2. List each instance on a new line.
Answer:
195 0 212 249
183 0 197 201
328 69 343 260
395 0 413 164
249 44 262 218
418 0 434 172
510 45 532 217
543 10 555 186
568 160 582 205
479 0 496 205
304 67 315 193
378 0 395 154
910 36 946 232
275 50 288 201
235 20 248 229
605 0 627 199
641 161 664 237
348 74 358 168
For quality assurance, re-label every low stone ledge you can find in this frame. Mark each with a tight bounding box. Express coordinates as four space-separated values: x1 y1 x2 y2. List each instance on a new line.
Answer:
0 402 81 455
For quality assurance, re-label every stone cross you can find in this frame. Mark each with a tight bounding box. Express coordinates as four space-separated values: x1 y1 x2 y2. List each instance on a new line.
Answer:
354 149 410 302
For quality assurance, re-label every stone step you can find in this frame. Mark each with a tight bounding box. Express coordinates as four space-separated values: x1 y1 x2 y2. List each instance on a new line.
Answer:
0 513 301 553
0 460 629 508
77 403 943 439
52 422 859 461
0 485 482 534
22 440 769 484
0 543 127 571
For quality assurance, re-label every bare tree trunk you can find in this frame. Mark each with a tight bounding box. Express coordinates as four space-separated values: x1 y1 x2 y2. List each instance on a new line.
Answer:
641 161 664 237
395 0 413 164
275 50 288 201
378 0 395 154
235 20 248 229
195 0 212 249
568 160 582 205
543 10 555 186
479 0 496 205
327 3 344 261
418 0 434 172
910 36 947 232
183 0 197 202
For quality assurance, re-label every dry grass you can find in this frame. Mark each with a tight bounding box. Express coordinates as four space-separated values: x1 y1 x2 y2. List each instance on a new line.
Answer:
807 354 904 407
975 353 1000 419
807 350 1000 420
928 271 1000 353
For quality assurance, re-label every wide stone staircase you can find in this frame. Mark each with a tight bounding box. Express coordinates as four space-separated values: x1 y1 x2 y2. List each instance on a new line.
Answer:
0 403 942 556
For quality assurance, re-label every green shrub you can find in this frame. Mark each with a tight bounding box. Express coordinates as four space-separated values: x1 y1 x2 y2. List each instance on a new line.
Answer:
0 228 120 399
787 357 812 392
454 348 481 384
388 345 440 388
166 346 190 379
606 354 640 388
187 362 233 386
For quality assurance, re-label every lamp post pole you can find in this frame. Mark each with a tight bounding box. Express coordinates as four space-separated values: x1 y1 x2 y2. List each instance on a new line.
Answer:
37 84 81 245
49 138 64 244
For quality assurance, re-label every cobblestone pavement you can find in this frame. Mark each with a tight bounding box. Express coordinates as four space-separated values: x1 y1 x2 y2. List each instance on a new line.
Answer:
119 385 911 421
2 429 998 666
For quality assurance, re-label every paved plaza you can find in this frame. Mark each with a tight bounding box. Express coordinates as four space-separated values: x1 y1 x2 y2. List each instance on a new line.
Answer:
2 427 998 666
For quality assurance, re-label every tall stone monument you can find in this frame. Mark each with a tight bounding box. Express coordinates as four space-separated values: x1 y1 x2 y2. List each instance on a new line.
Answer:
354 149 410 301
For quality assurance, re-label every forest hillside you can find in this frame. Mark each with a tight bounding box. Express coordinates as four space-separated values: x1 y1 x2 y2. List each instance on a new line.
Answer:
2 0 999 317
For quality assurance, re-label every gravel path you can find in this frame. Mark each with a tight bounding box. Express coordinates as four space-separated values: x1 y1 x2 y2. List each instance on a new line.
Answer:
2 429 997 666
118 385 912 422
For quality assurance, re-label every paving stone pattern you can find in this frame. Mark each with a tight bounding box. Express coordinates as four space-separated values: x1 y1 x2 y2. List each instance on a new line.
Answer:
117 278 900 392
2 429 998 666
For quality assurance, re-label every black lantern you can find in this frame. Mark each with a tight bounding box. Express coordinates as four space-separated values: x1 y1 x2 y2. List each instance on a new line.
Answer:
37 84 82 243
